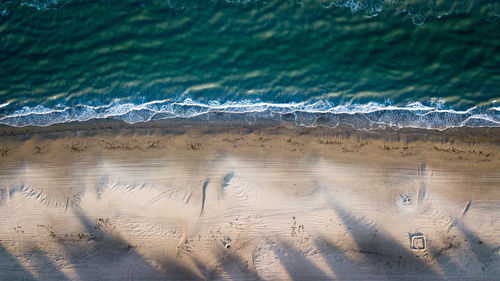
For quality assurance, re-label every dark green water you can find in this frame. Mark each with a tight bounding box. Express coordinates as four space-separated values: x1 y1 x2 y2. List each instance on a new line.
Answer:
0 0 499 127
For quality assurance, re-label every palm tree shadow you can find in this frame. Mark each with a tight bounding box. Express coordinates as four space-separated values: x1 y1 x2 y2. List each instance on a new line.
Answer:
0 244 36 280
312 236 368 280
321 203 442 280
27 247 70 280
454 222 500 273
418 206 500 278
173 238 332 280
157 255 206 280
209 247 260 280
53 208 169 280
269 240 334 281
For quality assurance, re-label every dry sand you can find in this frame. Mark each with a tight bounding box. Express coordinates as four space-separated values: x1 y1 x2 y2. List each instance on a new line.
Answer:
0 120 499 280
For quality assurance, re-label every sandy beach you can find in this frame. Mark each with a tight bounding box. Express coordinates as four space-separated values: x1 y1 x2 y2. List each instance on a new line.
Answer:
0 120 499 280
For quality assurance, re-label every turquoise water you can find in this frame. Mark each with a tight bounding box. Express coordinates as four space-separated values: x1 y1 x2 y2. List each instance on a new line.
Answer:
0 0 499 128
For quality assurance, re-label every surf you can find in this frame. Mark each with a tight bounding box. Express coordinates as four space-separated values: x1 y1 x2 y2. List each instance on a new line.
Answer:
0 99 498 129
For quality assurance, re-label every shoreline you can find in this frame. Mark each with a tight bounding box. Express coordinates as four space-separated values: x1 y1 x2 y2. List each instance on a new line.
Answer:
1 101 499 129
2 117 500 141
1 119 499 169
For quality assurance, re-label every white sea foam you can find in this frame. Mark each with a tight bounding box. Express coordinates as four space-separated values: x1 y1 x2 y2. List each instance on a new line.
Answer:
0 99 498 129
20 0 58 10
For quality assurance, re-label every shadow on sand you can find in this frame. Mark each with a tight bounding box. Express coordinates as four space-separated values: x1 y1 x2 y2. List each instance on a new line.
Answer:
1 203 498 280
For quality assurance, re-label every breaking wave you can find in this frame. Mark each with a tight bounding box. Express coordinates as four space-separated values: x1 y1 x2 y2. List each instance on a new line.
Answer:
0 99 498 130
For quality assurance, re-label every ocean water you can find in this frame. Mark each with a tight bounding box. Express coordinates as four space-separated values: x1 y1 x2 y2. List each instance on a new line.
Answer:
0 0 499 128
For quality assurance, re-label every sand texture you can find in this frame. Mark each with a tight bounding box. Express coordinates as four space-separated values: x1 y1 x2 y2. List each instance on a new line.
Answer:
0 122 499 280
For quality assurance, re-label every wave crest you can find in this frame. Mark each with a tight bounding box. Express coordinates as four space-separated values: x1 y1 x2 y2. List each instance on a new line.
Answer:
0 99 498 130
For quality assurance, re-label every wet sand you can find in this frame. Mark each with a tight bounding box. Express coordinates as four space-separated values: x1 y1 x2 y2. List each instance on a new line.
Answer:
0 120 499 280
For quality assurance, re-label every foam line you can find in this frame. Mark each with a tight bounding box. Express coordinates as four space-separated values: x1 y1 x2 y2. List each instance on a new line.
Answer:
0 99 499 129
